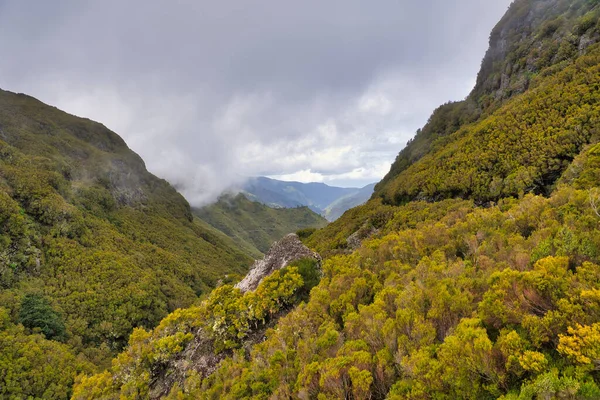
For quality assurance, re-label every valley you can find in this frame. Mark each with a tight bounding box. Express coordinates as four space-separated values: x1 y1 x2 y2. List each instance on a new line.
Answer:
2 0 600 399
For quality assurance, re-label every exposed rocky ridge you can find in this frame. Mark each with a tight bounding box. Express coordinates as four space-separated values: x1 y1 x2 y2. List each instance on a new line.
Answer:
346 224 379 251
148 234 321 398
235 233 321 292
474 0 600 105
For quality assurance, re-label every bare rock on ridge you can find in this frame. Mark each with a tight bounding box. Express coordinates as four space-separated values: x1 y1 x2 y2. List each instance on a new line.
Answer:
148 233 321 398
235 233 321 293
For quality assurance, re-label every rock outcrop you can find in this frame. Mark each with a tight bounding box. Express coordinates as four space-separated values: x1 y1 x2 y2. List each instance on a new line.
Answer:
235 233 321 292
346 224 379 250
149 233 321 398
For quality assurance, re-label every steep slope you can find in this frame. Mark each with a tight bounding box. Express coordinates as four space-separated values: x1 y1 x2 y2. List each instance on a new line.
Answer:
0 89 252 398
72 234 322 399
194 194 328 259
69 1 600 399
76 153 600 399
375 0 600 204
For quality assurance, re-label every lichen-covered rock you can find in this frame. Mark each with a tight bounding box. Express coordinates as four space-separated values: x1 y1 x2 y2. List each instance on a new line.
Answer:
235 233 320 293
147 234 321 398
347 224 379 250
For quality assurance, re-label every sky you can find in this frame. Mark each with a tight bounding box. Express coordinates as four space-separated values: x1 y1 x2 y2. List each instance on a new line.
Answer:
0 0 513 205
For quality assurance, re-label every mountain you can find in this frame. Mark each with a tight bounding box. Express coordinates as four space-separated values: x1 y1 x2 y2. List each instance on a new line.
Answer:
242 176 375 220
0 89 254 398
375 0 600 205
193 193 328 259
322 183 376 221
73 1 600 399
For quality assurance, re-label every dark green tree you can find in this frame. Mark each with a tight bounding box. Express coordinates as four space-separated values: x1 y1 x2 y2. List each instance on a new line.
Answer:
18 294 66 341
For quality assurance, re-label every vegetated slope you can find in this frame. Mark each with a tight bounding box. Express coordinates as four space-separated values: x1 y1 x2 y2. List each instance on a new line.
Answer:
194 193 328 259
323 183 377 221
73 1 600 399
242 176 372 218
76 146 600 399
72 236 322 399
0 89 252 399
376 0 600 204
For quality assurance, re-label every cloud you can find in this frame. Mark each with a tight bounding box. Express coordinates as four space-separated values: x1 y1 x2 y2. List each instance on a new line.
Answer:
0 0 512 205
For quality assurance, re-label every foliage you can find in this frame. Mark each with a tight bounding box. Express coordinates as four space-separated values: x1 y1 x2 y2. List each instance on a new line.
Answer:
9 0 600 398
195 193 327 258
72 262 316 397
0 308 96 399
18 293 66 341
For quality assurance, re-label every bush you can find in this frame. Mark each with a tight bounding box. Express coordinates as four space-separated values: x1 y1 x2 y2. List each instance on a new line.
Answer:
18 294 66 341
296 227 317 240
288 258 321 299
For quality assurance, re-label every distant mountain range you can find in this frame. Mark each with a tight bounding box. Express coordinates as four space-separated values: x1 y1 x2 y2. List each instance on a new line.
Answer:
240 177 375 221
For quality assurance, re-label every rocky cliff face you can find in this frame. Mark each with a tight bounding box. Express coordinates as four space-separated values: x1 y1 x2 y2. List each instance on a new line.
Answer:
473 0 600 105
375 0 600 206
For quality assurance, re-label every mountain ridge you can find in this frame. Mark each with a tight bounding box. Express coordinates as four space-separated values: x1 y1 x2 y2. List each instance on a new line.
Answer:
0 88 253 398
241 176 376 220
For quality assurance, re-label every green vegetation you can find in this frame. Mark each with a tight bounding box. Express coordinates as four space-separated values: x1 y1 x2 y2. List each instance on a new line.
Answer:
71 1 600 398
77 180 600 398
18 294 66 341
379 47 600 205
0 89 252 396
195 194 328 258
0 307 95 399
71 258 320 398
6 0 600 398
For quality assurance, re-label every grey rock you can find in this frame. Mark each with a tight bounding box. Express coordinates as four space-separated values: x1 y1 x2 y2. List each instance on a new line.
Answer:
579 33 598 54
235 233 320 293
347 224 378 250
148 233 321 398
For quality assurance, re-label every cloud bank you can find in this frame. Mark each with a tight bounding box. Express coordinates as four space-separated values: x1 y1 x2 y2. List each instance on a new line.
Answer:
0 0 512 204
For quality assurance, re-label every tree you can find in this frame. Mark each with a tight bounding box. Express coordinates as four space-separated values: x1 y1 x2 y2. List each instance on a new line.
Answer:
18 294 66 341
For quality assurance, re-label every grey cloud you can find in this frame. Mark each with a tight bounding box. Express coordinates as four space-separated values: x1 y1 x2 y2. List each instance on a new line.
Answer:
0 0 512 204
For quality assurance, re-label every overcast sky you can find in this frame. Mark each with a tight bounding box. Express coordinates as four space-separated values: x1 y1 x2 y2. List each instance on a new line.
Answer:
0 0 512 205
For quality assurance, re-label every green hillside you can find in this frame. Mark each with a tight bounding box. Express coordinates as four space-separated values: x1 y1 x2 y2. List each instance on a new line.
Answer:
71 1 600 398
194 194 328 259
376 0 600 205
0 89 252 398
